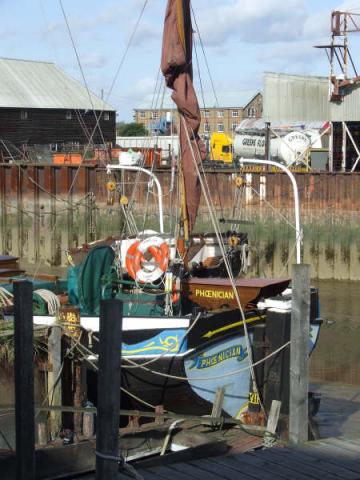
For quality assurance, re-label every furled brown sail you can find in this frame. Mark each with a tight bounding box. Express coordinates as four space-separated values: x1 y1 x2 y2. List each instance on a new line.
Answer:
161 0 206 231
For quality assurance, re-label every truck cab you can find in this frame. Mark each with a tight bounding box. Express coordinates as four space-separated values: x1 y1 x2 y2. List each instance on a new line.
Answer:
210 133 233 164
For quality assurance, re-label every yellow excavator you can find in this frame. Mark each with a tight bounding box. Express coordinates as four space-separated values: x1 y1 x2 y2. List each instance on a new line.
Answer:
209 132 233 164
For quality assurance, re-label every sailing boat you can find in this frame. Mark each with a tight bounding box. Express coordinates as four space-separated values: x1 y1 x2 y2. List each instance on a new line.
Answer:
4 0 321 419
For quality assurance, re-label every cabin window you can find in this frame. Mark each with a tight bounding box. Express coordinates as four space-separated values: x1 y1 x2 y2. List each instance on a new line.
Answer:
20 110 28 120
204 110 210 118
104 112 110 121
222 146 230 153
217 123 224 132
65 110 72 120
217 110 224 118
232 110 239 117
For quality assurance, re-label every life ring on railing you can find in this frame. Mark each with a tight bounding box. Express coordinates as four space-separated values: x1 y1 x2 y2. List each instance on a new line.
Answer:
125 236 170 283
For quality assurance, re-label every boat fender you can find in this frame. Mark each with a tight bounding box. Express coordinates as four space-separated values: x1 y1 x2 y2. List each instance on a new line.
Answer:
125 236 169 283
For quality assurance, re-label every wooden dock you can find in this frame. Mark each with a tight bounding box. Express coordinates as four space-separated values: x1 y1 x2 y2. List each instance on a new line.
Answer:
76 381 360 480
77 436 360 480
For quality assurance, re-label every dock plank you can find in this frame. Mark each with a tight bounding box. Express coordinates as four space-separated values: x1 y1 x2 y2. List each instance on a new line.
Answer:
207 455 275 480
342 438 360 447
232 451 316 480
146 464 194 479
170 461 228 479
71 435 360 480
266 447 360 480
188 458 251 480
323 437 360 454
256 449 344 480
298 443 360 474
305 440 360 460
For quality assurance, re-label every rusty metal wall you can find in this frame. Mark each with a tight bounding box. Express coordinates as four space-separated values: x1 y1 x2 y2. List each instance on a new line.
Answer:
2 164 360 214
1 164 360 279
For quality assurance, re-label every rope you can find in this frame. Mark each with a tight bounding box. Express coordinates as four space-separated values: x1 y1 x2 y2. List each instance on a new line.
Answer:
122 341 291 382
263 430 278 448
96 449 145 480
95 451 123 462
191 5 220 108
0 287 13 307
34 289 60 315
28 0 148 279
180 115 259 397
249 185 296 230
67 335 158 410
58 0 107 148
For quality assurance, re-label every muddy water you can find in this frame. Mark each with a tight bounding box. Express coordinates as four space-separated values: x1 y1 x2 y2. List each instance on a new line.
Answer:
310 279 360 385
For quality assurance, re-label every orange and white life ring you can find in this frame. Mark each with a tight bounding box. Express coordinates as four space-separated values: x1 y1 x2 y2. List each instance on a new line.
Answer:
125 236 169 283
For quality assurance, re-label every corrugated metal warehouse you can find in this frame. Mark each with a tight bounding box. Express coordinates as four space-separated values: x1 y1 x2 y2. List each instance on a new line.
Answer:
0 57 116 159
263 72 360 171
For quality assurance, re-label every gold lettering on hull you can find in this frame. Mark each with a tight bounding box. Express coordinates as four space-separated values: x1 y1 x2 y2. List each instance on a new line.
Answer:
195 288 234 300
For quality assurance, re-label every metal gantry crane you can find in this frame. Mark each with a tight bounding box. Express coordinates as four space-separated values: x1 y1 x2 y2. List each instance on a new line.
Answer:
315 11 360 102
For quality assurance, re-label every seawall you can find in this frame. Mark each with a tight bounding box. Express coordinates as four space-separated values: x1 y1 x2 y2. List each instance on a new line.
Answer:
0 164 359 279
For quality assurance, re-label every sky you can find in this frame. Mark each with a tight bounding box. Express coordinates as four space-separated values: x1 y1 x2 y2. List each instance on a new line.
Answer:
1 0 360 121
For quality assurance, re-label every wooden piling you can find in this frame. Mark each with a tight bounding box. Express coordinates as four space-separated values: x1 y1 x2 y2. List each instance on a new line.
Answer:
289 264 310 444
96 299 123 480
47 325 62 440
73 360 83 438
14 280 35 480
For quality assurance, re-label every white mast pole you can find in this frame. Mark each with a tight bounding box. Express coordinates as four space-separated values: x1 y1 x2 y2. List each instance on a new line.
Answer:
239 158 302 264
106 164 164 234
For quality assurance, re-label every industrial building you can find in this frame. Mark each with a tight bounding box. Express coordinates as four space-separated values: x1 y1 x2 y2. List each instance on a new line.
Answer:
133 92 262 137
0 58 116 160
263 72 360 171
262 11 360 172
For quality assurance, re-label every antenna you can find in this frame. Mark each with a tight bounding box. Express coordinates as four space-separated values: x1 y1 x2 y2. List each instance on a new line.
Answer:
315 11 360 102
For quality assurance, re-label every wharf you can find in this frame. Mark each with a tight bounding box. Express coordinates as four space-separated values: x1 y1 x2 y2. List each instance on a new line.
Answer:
79 437 360 480
76 381 360 480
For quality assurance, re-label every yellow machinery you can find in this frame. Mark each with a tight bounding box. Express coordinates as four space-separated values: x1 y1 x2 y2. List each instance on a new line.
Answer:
210 133 233 164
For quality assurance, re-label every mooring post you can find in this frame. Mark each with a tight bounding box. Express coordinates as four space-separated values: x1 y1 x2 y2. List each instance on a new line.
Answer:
14 280 35 480
96 299 123 480
289 264 310 444
48 325 62 441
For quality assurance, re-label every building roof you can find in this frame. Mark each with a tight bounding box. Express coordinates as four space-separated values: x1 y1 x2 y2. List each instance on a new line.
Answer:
135 89 261 110
0 57 115 111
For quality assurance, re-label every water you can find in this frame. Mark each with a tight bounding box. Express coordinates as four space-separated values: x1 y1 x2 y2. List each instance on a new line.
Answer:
310 279 360 385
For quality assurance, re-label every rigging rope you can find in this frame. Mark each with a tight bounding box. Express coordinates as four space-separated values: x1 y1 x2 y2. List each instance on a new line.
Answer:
180 115 262 407
30 0 149 279
191 5 220 109
118 341 291 382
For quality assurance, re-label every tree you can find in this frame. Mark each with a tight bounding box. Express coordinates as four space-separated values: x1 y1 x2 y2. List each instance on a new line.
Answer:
116 122 148 136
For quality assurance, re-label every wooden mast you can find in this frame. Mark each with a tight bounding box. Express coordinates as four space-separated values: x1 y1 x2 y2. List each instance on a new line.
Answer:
177 1 190 253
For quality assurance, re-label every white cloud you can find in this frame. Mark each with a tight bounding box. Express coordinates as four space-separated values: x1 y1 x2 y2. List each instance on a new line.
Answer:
193 0 308 46
257 40 324 74
81 53 108 69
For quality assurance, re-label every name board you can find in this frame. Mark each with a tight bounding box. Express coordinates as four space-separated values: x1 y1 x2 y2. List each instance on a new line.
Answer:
195 288 234 300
